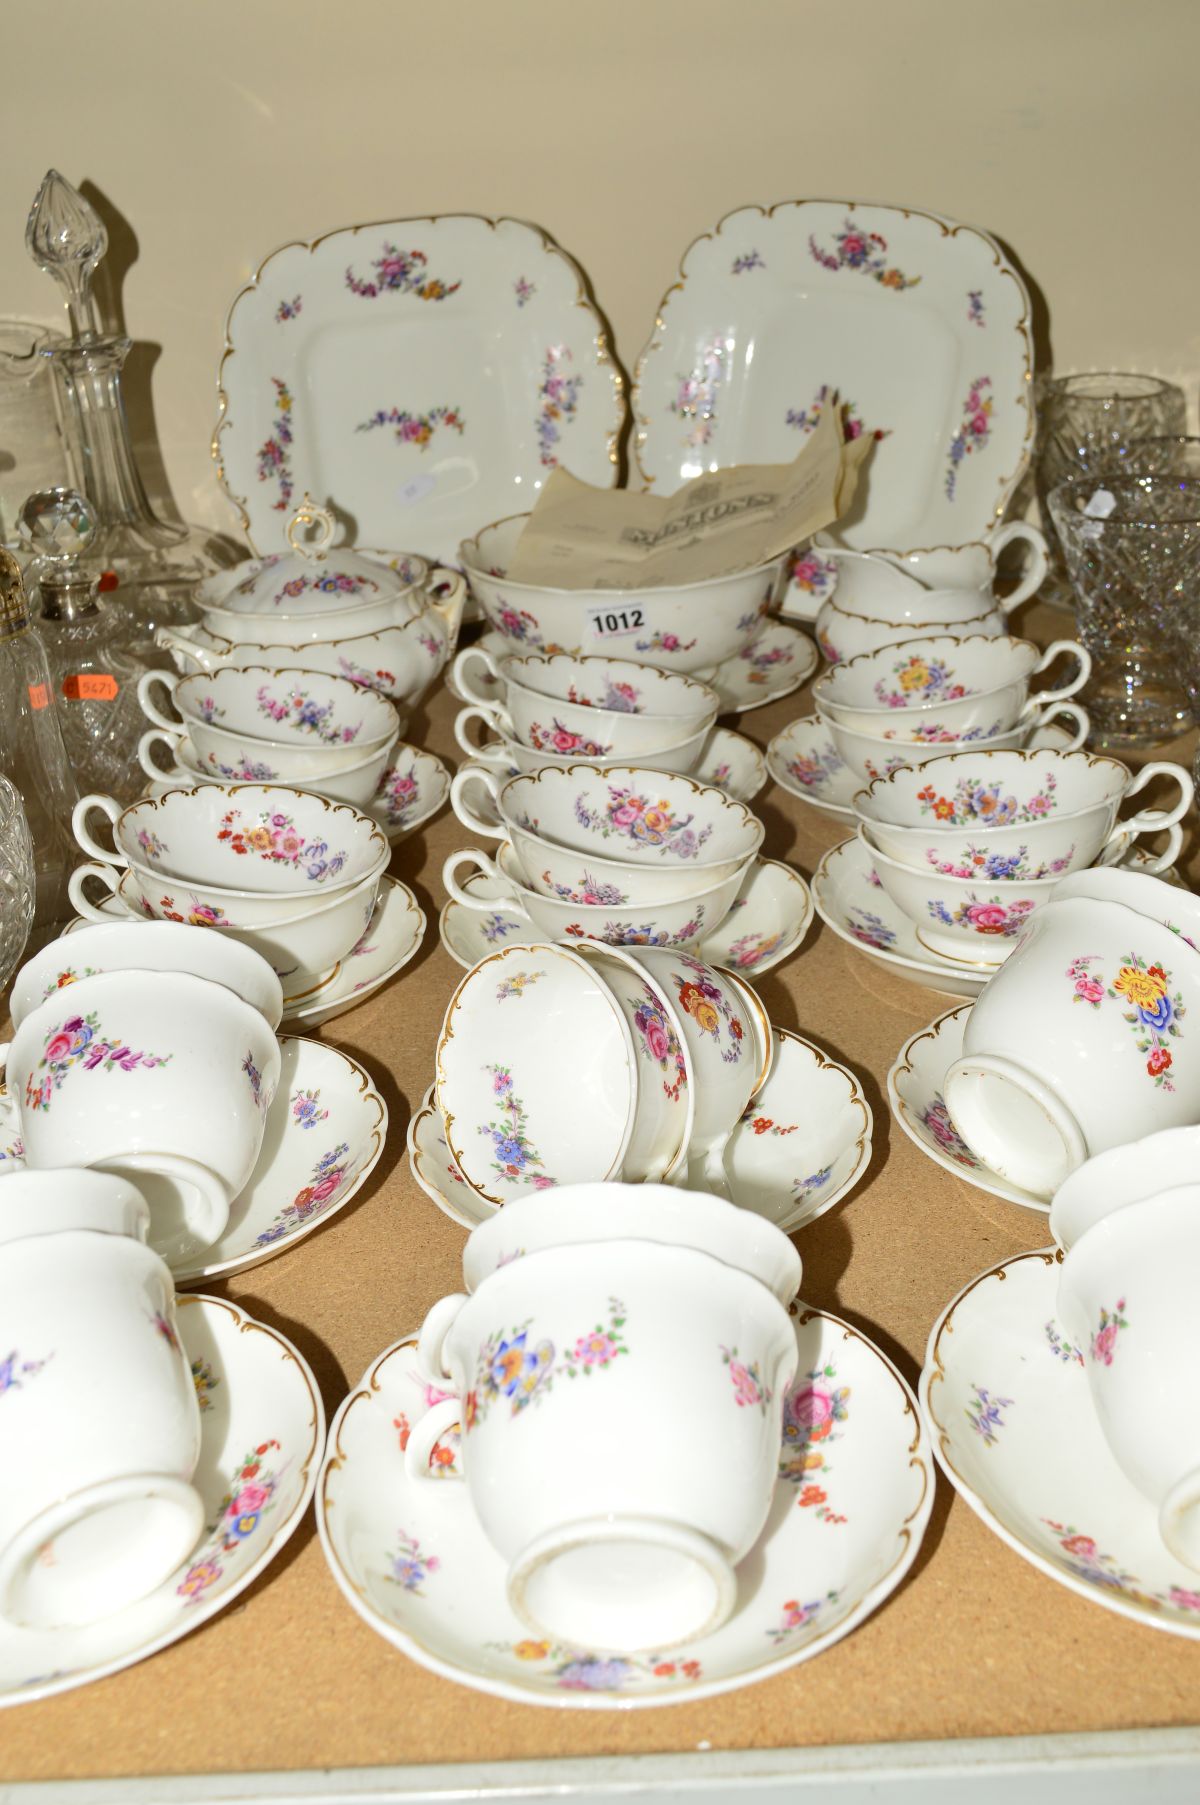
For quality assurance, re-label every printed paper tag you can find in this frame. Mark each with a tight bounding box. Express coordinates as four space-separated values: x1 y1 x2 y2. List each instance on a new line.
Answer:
27 682 48 710
62 673 119 701
585 603 648 641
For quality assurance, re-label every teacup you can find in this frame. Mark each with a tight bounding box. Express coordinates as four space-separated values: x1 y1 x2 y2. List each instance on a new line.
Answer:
407 1234 798 1652
459 1180 802 1306
620 947 769 1194
813 634 1091 740
815 597 1007 666
1050 1123 1200 1252
73 784 389 928
0 1170 203 1628
1050 865 1200 948
859 824 1091 966
571 944 695 1182
138 727 398 809
855 749 1192 880
822 699 1090 786
138 666 400 775
12 919 284 1032
0 969 281 1251
453 648 719 756
453 706 712 777
450 765 764 897
442 841 747 949
1058 1188 1200 1570
435 942 638 1203
943 893 1200 1197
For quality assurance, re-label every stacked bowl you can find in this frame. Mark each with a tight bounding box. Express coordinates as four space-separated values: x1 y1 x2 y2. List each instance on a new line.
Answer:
451 648 720 777
67 782 398 1002
811 632 1092 789
853 746 1192 967
429 939 773 1199
444 763 764 950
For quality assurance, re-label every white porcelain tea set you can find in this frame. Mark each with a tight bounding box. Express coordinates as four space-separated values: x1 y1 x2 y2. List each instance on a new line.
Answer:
65 780 425 1026
320 1181 932 1705
0 913 388 1673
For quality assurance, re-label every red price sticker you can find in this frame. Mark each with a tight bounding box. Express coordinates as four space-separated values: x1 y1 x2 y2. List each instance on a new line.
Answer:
62 673 119 701
27 682 49 710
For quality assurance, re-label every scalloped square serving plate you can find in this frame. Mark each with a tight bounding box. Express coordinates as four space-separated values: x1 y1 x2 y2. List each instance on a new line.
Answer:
214 216 625 564
633 200 1033 557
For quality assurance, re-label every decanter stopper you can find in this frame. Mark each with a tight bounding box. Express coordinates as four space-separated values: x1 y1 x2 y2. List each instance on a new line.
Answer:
25 170 106 341
19 488 101 619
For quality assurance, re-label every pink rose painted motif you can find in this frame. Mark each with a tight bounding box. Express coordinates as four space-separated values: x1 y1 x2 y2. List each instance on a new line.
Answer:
255 683 362 744
786 745 843 791
572 785 712 859
356 405 465 451
791 550 838 599
566 678 640 713
1067 953 1185 1089
920 1093 981 1168
537 346 582 468
468 1296 627 1426
1089 1298 1128 1366
514 277 536 308
720 1343 772 1414
669 338 727 450
479 1064 554 1190
725 929 785 970
873 653 971 710
345 244 460 302
177 1439 283 1604
916 773 1057 827
561 912 705 948
136 827 168 862
785 384 891 443
338 655 397 693
945 376 993 501
632 982 688 1101
291 1087 329 1131
24 1012 172 1114
768 1590 842 1646
156 895 230 928
927 894 1036 939
275 296 301 323
217 808 349 883
539 868 629 906
808 217 920 289
634 630 698 655
779 1361 850 1524
672 955 745 1065
375 763 422 829
527 718 612 757
253 1141 352 1248
256 377 295 513
847 907 897 952
925 843 1074 882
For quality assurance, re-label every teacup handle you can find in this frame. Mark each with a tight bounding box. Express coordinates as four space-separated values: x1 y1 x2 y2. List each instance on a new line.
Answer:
1020 700 1089 751
442 848 530 918
990 522 1049 612
1101 761 1195 874
1021 639 1092 712
403 1396 465 1487
68 861 130 922
449 764 507 839
452 645 505 711
454 704 513 762
71 793 124 866
138 728 189 782
137 669 183 731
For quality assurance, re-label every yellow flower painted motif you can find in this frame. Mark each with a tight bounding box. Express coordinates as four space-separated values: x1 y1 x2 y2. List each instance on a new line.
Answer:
899 661 930 693
1114 965 1168 1010
514 1639 550 1661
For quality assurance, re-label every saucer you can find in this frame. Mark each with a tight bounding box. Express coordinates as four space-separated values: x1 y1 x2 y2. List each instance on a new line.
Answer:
458 626 817 717
409 1021 869 1236
281 876 426 1027
921 1247 1200 1640
438 856 812 981
887 1003 1046 1213
812 836 989 1000
140 742 450 846
317 1309 933 1707
0 1294 323 1708
452 724 767 809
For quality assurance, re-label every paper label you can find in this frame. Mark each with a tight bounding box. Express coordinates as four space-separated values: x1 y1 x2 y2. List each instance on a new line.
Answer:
585 603 648 640
27 682 48 710
506 401 872 590
62 673 119 701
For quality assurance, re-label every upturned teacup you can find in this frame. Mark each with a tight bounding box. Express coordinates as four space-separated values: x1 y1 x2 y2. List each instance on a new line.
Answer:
407 1234 798 1652
1058 1188 1200 1570
0 1171 203 1628
0 970 281 1251
855 748 1193 880
813 633 1091 741
1050 1123 1200 1252
944 893 1200 1197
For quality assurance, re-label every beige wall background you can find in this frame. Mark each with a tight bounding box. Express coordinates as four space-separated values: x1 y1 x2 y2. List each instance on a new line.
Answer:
2 0 1194 538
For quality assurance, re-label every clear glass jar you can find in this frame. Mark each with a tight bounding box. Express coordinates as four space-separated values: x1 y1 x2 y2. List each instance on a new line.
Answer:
0 774 35 990
0 549 78 933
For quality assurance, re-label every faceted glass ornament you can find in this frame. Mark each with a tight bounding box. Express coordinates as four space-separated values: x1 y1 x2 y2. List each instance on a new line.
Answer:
25 170 238 653
0 773 35 991
1048 473 1200 748
1035 374 1187 608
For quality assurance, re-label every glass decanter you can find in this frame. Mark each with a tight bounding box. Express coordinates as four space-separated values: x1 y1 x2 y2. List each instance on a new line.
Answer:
21 488 149 805
0 548 78 934
25 169 238 653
